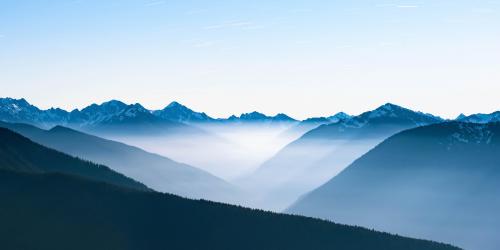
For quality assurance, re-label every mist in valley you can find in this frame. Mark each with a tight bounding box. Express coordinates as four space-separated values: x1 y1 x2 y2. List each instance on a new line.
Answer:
91 122 367 210
239 138 385 211
96 122 388 212
100 123 302 181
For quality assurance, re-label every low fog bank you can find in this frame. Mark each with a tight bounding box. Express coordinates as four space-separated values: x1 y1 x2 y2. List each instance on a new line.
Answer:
100 123 300 181
92 123 393 212
237 138 384 211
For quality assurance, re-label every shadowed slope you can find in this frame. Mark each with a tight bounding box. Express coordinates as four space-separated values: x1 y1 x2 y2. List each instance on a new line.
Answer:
0 127 147 191
0 169 459 250
288 122 500 250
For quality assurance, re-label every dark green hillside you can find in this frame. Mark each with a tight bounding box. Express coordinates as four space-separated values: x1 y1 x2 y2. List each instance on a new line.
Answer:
0 127 147 191
0 169 459 250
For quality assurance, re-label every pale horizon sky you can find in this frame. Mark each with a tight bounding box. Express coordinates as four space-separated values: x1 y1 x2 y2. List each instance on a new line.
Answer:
1 0 499 119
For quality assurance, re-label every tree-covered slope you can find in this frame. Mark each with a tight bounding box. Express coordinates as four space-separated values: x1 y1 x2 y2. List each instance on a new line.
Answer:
0 169 459 250
0 127 147 191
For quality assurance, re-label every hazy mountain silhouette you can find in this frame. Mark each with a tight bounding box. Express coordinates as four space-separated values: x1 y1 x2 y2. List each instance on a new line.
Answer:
281 112 352 139
0 97 299 127
0 127 147 191
222 111 297 125
0 121 240 202
242 103 444 211
152 101 215 123
456 111 500 123
0 98 207 136
0 97 69 128
288 121 500 250
0 168 459 250
69 100 199 136
302 103 443 139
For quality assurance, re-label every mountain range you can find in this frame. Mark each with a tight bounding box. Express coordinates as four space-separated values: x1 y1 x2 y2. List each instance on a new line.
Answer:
288 121 500 250
0 127 458 250
2 97 499 129
456 111 500 123
0 98 300 130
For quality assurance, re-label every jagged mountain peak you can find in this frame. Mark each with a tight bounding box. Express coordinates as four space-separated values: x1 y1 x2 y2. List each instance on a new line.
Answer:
367 103 408 118
154 101 212 123
240 111 269 120
273 113 297 122
0 97 37 111
101 99 126 106
0 97 30 106
456 111 500 124
328 112 351 122
227 111 297 124
300 103 444 140
358 103 443 124
302 117 331 123
166 101 185 109
120 103 150 115
81 100 127 114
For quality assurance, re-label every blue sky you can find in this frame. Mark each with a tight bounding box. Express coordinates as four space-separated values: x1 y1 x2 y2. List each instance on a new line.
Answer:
1 0 499 119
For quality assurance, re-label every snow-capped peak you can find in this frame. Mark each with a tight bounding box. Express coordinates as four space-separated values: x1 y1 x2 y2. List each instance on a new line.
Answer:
457 112 500 124
166 101 185 109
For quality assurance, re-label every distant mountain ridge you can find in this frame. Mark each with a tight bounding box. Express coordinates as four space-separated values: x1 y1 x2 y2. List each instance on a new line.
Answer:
282 112 353 138
302 103 444 140
225 111 297 124
153 101 215 123
3 97 498 128
0 98 300 128
456 111 500 124
0 98 69 128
